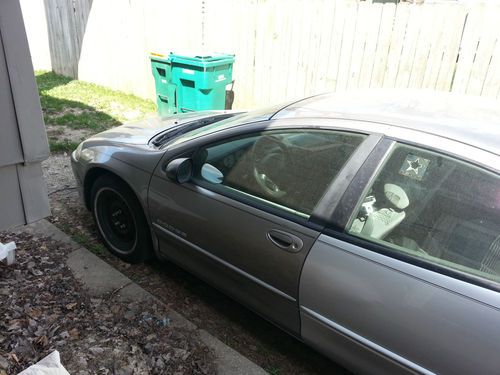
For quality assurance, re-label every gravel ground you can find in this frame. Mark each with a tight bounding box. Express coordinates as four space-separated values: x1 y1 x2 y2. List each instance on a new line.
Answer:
0 231 214 375
42 154 348 375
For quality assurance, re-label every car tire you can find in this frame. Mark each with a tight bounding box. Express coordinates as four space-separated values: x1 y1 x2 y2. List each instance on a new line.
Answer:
90 174 152 263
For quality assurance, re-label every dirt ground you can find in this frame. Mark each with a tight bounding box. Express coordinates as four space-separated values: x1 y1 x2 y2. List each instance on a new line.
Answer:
42 154 348 375
0 231 214 375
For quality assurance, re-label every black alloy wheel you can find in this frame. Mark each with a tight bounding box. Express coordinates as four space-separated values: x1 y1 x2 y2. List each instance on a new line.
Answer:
91 174 152 263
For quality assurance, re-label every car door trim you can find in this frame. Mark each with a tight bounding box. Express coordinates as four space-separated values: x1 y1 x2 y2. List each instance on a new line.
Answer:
323 230 500 296
327 138 395 231
152 222 297 303
300 306 435 375
319 234 500 308
179 182 322 233
311 133 383 226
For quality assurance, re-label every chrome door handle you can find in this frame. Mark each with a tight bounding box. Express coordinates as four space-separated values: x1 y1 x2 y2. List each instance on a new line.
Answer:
267 229 303 253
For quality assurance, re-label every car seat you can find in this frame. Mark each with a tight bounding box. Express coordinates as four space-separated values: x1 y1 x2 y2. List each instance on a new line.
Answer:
359 183 410 240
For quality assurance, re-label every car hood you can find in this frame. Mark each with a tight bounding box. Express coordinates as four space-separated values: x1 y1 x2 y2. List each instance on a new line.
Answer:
86 111 222 147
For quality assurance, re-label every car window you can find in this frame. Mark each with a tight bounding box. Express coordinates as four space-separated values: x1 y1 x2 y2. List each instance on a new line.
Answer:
347 143 500 283
192 130 366 217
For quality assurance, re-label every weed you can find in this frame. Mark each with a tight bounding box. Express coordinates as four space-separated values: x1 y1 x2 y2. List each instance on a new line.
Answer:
89 243 107 256
71 233 107 256
71 233 87 245
35 71 155 153
48 139 80 153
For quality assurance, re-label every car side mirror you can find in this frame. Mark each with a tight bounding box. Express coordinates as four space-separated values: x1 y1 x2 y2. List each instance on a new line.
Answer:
165 158 193 183
201 163 224 184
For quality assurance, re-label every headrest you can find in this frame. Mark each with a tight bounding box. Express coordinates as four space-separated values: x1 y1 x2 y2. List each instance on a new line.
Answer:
384 183 409 210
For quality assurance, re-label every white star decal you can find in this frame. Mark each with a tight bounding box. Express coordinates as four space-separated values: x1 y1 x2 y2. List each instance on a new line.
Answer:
405 158 422 174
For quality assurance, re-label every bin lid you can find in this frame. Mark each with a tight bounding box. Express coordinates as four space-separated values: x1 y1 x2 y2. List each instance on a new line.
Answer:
149 52 169 62
168 52 235 67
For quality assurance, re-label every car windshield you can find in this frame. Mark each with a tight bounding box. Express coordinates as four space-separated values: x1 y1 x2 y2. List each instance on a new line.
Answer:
163 102 289 148
151 113 239 147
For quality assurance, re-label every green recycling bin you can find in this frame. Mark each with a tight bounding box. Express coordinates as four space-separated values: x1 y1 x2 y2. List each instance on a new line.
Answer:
150 54 177 117
169 53 235 113
150 52 235 116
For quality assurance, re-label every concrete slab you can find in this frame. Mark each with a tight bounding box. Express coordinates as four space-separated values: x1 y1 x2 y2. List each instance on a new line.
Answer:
14 218 79 250
22 219 268 375
199 329 269 375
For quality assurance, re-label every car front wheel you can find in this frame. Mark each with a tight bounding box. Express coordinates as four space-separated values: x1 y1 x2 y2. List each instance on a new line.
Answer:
91 174 152 263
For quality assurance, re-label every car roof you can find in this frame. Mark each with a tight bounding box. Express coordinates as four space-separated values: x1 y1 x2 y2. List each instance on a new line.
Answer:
272 90 500 155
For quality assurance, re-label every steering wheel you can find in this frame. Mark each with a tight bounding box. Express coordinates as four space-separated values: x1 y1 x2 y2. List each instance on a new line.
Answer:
252 135 288 198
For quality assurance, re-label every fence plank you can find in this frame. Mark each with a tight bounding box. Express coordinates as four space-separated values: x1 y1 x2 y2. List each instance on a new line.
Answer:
312 0 336 93
420 5 447 89
370 3 396 88
435 6 468 91
232 0 258 108
383 3 410 87
358 4 383 89
24 0 500 107
267 0 287 104
261 0 278 105
481 31 500 99
284 1 305 98
395 5 422 88
348 2 369 89
466 8 498 95
408 5 435 88
452 5 485 93
324 1 346 91
306 0 327 96
337 2 358 91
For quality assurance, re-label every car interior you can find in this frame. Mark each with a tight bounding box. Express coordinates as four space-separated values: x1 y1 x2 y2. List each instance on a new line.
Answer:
193 130 365 215
350 145 500 282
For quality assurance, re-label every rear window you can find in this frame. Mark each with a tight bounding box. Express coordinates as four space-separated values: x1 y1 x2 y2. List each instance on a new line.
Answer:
347 143 500 284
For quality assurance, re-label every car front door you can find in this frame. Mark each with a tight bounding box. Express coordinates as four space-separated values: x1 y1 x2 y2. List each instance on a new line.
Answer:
300 139 500 374
148 123 372 335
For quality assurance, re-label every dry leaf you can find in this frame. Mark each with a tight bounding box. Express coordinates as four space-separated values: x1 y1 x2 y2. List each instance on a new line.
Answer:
7 319 22 331
69 328 79 339
9 353 19 364
34 335 49 348
65 302 77 310
27 308 42 318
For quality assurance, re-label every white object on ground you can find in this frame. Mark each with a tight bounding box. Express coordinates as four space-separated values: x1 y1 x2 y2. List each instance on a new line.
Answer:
18 350 70 375
0 241 16 265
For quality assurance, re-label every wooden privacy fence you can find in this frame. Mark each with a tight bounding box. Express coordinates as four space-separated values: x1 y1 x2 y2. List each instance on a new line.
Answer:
22 0 500 109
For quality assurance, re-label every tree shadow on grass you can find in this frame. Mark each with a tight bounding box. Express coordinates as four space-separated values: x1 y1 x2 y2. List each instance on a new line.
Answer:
36 71 122 153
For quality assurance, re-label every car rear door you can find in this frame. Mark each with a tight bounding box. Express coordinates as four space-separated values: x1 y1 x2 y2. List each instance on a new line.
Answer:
300 136 500 374
148 120 378 335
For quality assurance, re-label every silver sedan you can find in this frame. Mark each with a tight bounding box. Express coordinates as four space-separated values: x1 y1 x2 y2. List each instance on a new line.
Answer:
71 91 500 374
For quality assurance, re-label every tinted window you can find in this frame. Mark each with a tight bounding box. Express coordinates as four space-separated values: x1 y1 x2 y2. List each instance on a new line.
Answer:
348 144 500 283
193 130 366 216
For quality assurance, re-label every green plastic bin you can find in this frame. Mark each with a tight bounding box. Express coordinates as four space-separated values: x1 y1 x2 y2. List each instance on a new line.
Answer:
150 52 235 115
150 54 178 116
169 53 234 112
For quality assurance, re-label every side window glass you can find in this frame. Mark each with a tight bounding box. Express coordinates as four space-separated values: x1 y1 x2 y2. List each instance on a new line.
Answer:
348 144 500 283
193 130 366 216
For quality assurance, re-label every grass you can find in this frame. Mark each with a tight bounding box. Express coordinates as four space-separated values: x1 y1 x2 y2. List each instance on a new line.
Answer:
267 367 281 375
36 71 156 153
49 140 81 153
71 232 107 256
